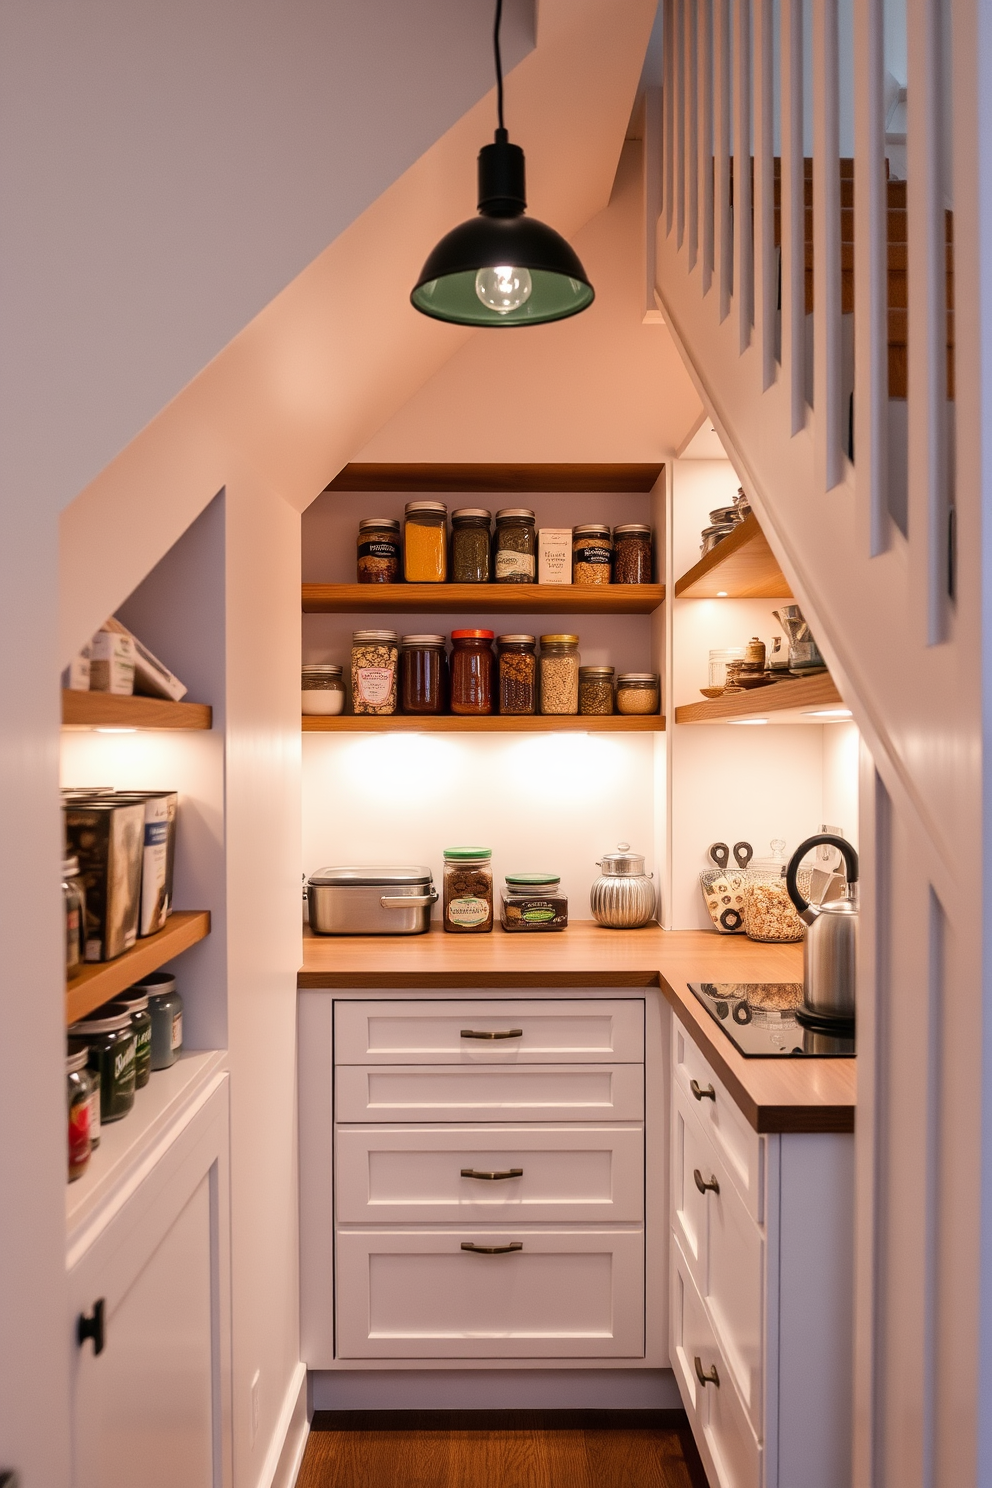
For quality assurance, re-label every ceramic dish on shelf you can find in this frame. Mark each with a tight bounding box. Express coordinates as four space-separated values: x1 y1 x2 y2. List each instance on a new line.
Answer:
699 686 724 699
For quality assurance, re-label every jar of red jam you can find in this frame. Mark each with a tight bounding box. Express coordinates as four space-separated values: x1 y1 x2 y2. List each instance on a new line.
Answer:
67 1046 93 1181
449 630 494 715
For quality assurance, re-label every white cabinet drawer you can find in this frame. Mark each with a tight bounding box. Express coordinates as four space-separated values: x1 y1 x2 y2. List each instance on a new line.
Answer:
334 998 644 1065
673 1019 765 1221
335 1064 645 1122
335 1124 644 1224
671 1235 762 1488
336 1227 644 1358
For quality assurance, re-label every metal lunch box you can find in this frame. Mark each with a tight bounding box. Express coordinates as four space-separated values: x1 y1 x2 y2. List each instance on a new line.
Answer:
306 865 437 935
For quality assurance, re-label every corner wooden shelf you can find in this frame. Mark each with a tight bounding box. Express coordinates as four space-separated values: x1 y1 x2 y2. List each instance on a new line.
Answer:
66 910 211 1025
302 583 664 615
674 672 843 724
62 691 213 730
303 714 665 733
674 513 792 599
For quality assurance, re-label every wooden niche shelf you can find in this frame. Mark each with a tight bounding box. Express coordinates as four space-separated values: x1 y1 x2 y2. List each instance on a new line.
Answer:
675 672 844 725
323 462 664 493
302 582 664 616
66 910 211 1025
62 691 213 731
674 513 792 599
303 714 665 734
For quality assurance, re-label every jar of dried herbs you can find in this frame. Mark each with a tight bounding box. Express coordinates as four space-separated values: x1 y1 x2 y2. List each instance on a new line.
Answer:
616 672 660 715
494 509 536 583
612 524 653 583
451 509 492 583
442 846 493 933
356 517 400 583
400 634 448 714
579 665 615 715
497 635 537 714
572 524 612 584
403 501 448 582
539 634 580 714
351 630 398 714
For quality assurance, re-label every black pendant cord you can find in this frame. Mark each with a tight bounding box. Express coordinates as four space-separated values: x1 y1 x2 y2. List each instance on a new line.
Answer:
494 0 505 134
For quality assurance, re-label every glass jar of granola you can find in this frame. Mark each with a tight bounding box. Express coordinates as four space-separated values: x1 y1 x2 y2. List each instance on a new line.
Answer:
351 630 398 715
744 840 811 942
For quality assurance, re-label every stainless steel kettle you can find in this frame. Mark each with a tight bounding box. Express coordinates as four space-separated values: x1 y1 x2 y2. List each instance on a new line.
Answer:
785 834 859 1027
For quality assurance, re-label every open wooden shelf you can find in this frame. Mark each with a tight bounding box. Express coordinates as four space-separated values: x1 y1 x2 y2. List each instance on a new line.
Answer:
674 513 792 599
302 583 664 615
66 910 211 1025
62 691 213 730
303 714 665 733
323 462 664 493
674 672 843 724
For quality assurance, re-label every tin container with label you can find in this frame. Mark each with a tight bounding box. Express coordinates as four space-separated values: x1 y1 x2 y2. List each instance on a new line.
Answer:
68 1004 137 1123
130 971 184 1069
500 874 568 932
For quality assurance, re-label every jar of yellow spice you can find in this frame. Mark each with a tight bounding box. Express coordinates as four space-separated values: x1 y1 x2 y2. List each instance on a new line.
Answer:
403 501 448 582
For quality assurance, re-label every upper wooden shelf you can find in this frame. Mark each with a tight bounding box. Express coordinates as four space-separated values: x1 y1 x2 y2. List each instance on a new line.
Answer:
302 583 664 615
62 691 213 731
303 714 665 734
66 910 211 1025
674 513 793 599
674 672 843 724
323 462 664 493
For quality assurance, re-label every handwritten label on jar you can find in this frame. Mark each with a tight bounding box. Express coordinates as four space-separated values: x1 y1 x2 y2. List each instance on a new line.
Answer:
495 551 536 580
448 896 490 927
357 666 395 705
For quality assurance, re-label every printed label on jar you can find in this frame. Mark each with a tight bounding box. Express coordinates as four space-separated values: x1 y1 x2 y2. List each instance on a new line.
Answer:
357 666 395 704
172 1011 183 1051
573 545 611 565
495 551 536 580
448 896 490 927
358 540 400 560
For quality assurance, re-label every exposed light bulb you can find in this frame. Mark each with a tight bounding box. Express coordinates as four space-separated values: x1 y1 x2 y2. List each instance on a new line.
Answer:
475 264 533 315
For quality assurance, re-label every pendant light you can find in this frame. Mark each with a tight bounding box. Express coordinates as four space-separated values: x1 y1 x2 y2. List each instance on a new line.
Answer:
410 0 595 327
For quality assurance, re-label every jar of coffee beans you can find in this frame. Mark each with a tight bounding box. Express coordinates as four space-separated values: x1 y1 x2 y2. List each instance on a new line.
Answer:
572 525 612 584
579 665 615 715
494 509 536 582
539 634 580 714
356 518 400 583
351 630 398 714
612 524 653 583
497 635 537 714
442 847 493 933
451 509 492 583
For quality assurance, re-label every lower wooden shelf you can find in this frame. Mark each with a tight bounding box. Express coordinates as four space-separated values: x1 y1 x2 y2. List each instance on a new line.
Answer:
66 910 211 1025
62 690 213 730
303 714 665 733
674 672 844 724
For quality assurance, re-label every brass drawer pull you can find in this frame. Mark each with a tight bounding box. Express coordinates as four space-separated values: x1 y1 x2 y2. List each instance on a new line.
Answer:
690 1079 716 1102
461 1168 524 1181
461 1241 523 1255
461 1029 524 1040
693 1168 720 1195
694 1356 720 1388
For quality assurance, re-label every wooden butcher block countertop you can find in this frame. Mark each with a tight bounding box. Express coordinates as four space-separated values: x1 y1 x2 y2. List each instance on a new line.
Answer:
299 924 855 1134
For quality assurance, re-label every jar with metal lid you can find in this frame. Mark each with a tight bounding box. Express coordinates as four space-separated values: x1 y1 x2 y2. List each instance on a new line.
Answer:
500 873 568 932
744 840 810 943
572 524 612 585
494 509 536 583
403 501 447 582
302 663 345 716
69 1038 102 1148
450 509 492 583
497 635 537 715
130 971 184 1069
590 842 656 928
66 1047 93 1181
443 847 493 933
700 521 736 554
612 524 654 583
68 1003 137 1122
356 517 401 583
400 634 448 714
111 989 153 1088
63 855 85 975
351 630 398 714
579 666 615 715
616 672 660 715
539 634 580 715
450 630 494 715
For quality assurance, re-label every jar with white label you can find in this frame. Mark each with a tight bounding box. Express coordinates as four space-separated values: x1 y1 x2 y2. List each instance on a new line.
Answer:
302 664 345 715
130 971 184 1069
351 630 398 715
442 847 493 933
494 509 536 583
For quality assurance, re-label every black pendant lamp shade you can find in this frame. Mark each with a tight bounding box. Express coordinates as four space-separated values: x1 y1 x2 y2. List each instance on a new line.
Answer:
410 2 594 327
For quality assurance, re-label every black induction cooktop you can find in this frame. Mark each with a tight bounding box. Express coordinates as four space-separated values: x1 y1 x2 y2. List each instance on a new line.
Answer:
688 982 856 1057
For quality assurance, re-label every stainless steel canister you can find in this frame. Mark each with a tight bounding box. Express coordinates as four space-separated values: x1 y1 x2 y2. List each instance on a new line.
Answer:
306 865 437 935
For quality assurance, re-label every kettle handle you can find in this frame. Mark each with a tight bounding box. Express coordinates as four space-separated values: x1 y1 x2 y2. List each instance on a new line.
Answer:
786 834 860 915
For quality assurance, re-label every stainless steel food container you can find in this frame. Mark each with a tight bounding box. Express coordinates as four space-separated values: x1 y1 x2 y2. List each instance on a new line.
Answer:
306 865 437 935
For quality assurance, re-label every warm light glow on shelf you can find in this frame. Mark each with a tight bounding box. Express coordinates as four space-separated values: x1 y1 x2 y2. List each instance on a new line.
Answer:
727 717 768 726
716 591 728 597
802 709 853 720
95 727 138 734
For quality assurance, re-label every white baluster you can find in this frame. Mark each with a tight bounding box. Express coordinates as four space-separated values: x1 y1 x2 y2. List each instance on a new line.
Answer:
852 0 888 558
715 0 733 318
813 0 843 491
734 0 754 350
698 0 715 295
781 0 806 432
753 0 776 387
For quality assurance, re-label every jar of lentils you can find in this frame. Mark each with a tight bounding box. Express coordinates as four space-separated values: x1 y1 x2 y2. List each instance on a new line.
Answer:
612 524 654 583
539 634 580 714
400 634 448 714
351 630 398 714
579 665 615 715
450 629 495 715
494 509 536 583
616 672 660 715
572 524 613 584
497 635 537 714
356 517 401 583
450 509 492 583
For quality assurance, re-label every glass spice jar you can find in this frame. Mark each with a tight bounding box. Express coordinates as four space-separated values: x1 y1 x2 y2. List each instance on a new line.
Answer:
450 630 494 714
612 524 654 583
351 631 398 715
579 665 615 715
572 524 612 584
68 1004 137 1124
69 1039 101 1149
302 663 345 716
356 517 401 583
403 501 448 582
132 971 184 1069
539 634 580 715
63 855 85 976
450 509 492 583
494 509 536 583
111 988 153 1088
616 673 660 715
66 1046 93 1182
443 847 493 933
497 635 537 715
400 634 448 714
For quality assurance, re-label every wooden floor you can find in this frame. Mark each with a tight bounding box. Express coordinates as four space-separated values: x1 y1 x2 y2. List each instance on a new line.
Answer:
298 1411 709 1488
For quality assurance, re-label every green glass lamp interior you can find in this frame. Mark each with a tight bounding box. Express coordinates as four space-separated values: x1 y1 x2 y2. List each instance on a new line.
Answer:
412 268 594 326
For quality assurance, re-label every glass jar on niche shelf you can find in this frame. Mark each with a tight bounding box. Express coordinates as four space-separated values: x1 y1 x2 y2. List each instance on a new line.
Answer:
615 673 660 715
400 634 448 714
356 517 400 583
572 524 612 585
450 509 492 583
539 635 580 715
497 634 537 715
494 509 536 583
66 1047 93 1182
302 664 345 716
450 629 495 715
351 631 398 715
403 501 448 582
68 1004 137 1124
612 524 654 583
579 666 615 715
63 855 85 976
443 847 493 933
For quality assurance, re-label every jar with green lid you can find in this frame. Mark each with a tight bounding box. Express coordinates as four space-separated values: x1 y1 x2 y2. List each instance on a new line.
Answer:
130 971 183 1069
500 874 569 932
442 847 493 933
404 501 448 582
68 1003 137 1123
111 989 153 1088
494 509 536 583
579 666 615 715
539 634 580 715
450 509 492 583
497 635 537 714
66 1047 93 1181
